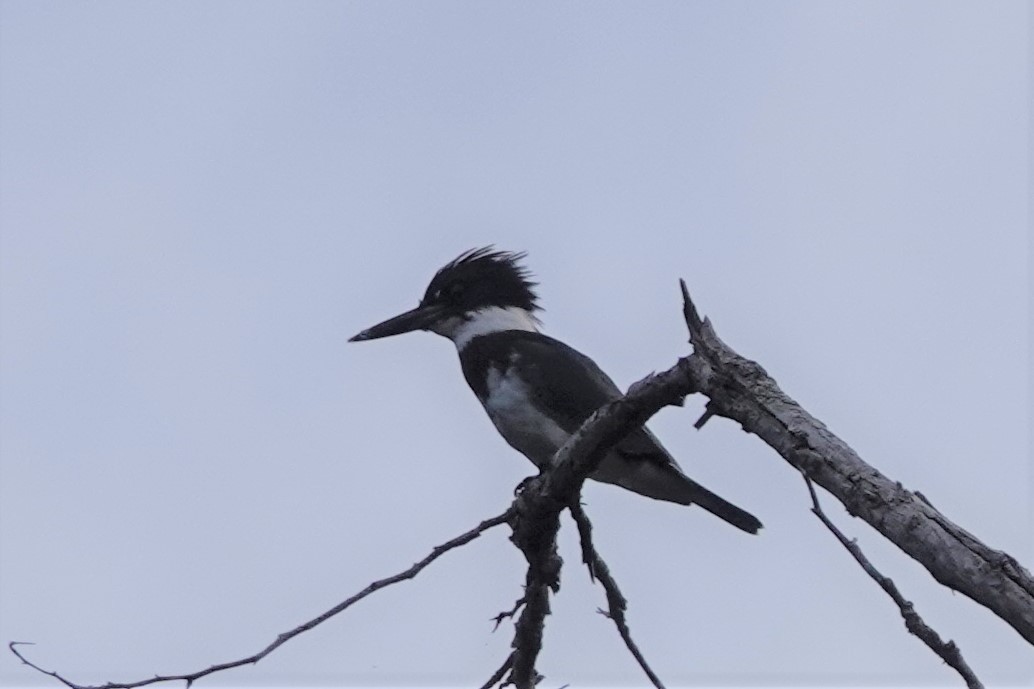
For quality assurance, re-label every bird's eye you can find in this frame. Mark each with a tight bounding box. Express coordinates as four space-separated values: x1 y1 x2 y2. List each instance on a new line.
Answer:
447 282 465 297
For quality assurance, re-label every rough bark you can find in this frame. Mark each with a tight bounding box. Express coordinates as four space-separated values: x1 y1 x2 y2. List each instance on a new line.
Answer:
676 282 1034 645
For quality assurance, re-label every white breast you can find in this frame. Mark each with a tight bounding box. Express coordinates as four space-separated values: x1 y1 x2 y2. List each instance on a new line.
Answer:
482 366 570 468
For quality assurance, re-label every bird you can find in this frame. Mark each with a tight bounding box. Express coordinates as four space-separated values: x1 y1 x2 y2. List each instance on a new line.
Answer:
349 247 761 534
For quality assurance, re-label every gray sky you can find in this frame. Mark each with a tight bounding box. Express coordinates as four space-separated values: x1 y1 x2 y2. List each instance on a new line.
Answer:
0 1 1029 687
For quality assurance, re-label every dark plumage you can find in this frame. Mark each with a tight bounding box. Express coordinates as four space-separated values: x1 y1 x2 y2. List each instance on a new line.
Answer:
351 247 761 533
421 248 540 315
460 330 761 534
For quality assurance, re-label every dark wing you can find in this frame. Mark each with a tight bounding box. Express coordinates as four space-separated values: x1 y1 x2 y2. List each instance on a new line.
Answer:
510 332 623 430
462 331 678 468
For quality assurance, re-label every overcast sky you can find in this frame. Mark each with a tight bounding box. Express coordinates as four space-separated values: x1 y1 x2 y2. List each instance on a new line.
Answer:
0 2 1030 688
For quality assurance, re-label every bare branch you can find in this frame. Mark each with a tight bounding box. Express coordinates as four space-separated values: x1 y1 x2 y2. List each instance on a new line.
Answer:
676 280 1034 645
569 503 666 689
802 473 984 689
9 643 78 689
569 498 597 583
492 597 527 631
506 491 561 688
479 651 515 689
10 510 514 689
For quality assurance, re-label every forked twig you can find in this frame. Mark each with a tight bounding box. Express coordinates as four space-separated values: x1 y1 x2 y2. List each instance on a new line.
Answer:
492 597 528 631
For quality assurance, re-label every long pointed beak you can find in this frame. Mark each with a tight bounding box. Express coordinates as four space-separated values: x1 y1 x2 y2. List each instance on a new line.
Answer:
349 303 447 342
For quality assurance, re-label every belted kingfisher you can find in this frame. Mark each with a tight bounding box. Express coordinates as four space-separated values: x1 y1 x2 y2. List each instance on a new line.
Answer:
350 248 761 534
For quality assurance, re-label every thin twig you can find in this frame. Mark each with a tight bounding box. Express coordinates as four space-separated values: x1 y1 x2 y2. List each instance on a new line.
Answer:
8 643 76 689
479 651 515 689
801 472 984 689
492 597 527 631
568 503 666 689
10 509 515 689
569 497 596 583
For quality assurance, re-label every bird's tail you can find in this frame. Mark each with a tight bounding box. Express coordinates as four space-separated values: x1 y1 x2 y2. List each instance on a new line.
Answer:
679 480 762 534
601 457 762 534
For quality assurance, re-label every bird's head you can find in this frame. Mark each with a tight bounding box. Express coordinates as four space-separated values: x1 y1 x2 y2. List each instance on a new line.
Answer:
349 247 541 346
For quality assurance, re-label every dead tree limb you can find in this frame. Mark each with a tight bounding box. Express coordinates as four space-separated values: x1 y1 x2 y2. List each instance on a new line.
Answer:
802 471 984 689
9 510 514 689
501 281 1026 684
569 502 666 689
677 280 1034 645
479 651 515 689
